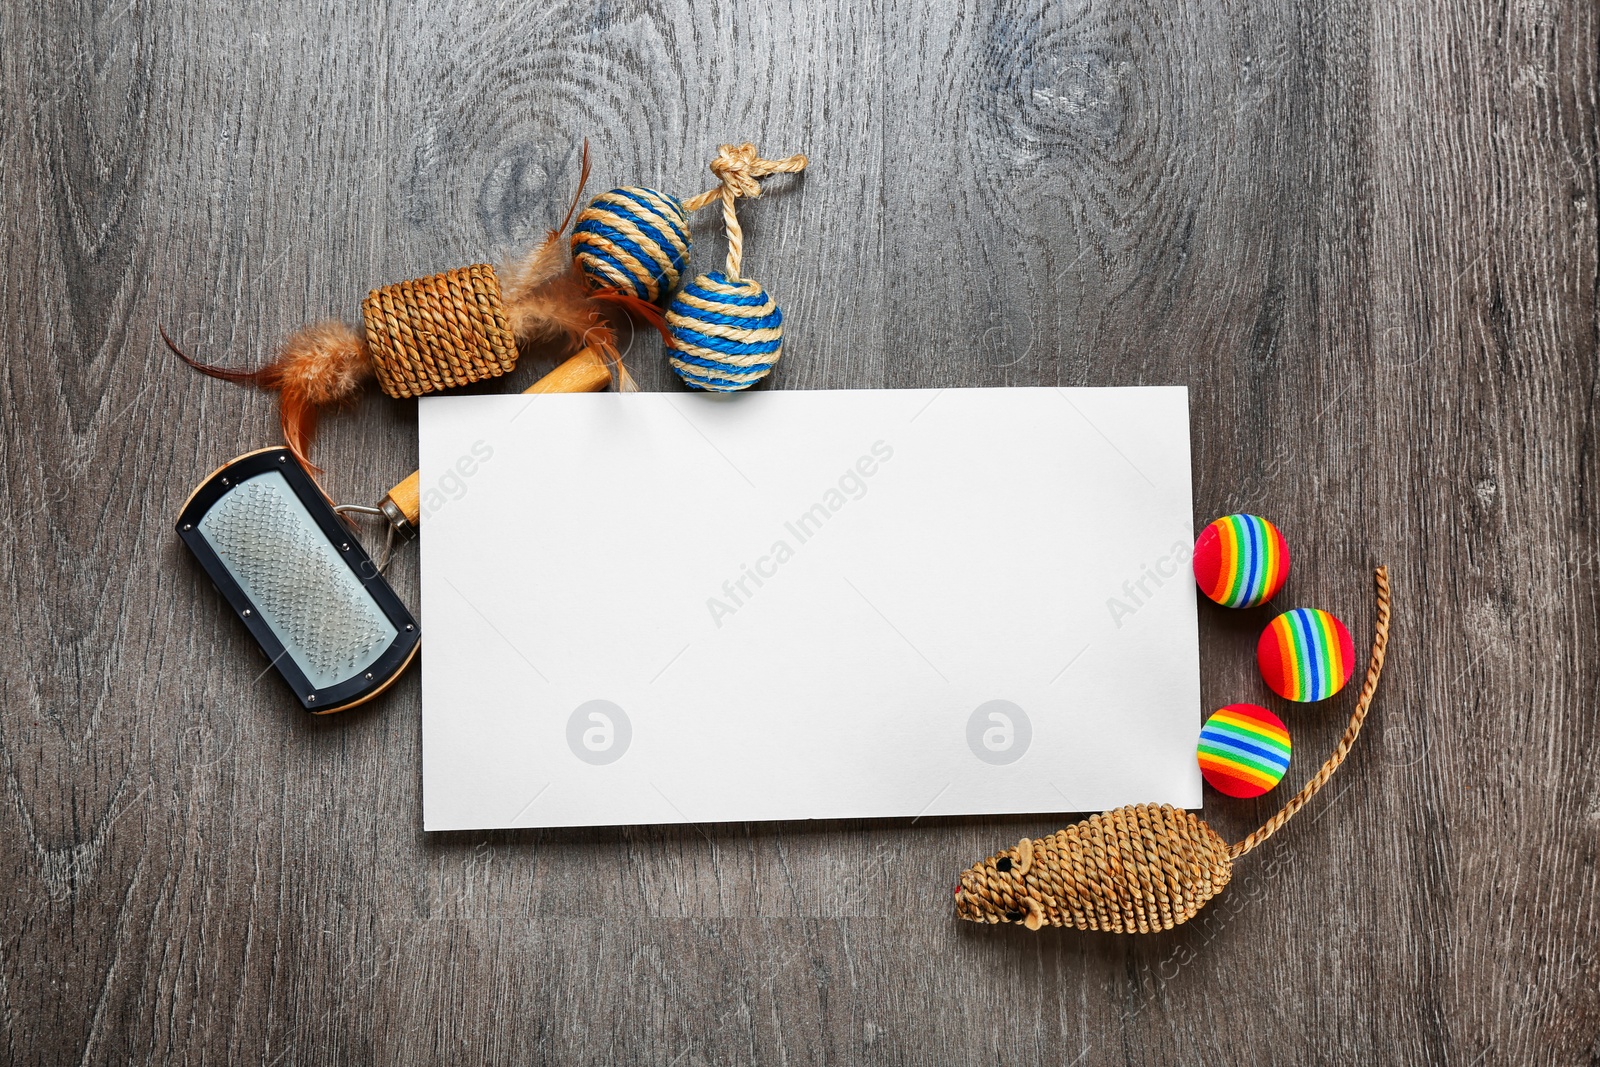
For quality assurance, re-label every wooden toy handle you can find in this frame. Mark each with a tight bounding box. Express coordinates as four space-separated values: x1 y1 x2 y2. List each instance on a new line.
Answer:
380 347 613 530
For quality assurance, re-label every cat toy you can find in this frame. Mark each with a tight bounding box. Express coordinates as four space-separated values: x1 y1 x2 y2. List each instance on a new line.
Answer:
652 143 806 390
954 565 1390 932
168 141 808 478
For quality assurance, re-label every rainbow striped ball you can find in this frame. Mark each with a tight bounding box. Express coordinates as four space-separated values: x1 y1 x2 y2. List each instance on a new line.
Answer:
665 272 783 391
1193 514 1290 608
1258 607 1355 702
1198 704 1292 798
570 187 691 303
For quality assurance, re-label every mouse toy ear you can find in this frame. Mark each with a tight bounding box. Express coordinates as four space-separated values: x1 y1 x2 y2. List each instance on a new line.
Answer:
1014 837 1033 877
162 321 370 474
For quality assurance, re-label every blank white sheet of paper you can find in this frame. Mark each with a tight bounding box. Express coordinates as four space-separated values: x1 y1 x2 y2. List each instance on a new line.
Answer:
418 387 1201 830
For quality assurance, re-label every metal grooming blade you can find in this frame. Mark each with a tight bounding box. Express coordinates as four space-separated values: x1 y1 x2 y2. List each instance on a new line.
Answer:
177 446 420 713
175 348 613 714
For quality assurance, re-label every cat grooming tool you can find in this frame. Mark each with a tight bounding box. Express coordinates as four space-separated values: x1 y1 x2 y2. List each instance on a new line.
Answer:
175 348 613 713
177 446 420 714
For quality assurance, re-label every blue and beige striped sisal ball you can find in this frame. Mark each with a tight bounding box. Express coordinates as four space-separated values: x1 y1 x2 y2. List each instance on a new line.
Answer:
570 188 691 303
665 272 784 391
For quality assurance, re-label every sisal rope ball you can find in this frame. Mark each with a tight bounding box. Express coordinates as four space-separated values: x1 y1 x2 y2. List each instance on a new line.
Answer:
658 144 806 391
570 187 692 303
665 271 784 391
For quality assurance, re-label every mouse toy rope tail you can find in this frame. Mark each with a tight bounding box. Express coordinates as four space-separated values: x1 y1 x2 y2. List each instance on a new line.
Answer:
1228 564 1391 860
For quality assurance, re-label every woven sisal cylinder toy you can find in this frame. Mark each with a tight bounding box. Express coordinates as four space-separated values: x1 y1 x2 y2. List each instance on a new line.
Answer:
361 263 519 399
954 566 1391 932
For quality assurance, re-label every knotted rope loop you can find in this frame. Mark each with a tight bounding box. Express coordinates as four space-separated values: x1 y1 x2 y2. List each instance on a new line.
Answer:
680 143 808 279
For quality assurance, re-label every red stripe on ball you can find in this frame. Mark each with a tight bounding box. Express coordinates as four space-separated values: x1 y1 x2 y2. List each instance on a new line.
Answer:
1201 763 1272 799
1192 524 1223 600
1256 621 1292 699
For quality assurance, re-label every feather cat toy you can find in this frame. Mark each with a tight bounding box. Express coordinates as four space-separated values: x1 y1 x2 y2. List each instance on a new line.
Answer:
167 142 808 474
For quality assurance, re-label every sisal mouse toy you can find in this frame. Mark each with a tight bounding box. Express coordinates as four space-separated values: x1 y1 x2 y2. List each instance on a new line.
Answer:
954 567 1390 933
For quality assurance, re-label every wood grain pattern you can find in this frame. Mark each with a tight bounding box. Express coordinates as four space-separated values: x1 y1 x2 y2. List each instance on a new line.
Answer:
1 0 1595 1062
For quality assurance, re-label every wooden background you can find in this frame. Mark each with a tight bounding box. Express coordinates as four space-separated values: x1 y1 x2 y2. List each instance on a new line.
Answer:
2 0 1595 1062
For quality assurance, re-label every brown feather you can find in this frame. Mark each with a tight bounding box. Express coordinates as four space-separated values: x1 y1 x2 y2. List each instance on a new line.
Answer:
269 321 371 408
500 229 571 310
268 322 371 470
163 321 370 471
500 142 592 308
591 287 672 344
277 387 322 472
161 325 263 385
504 267 603 350
584 324 638 393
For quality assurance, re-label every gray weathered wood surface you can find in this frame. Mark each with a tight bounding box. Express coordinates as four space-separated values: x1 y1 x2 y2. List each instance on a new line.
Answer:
2 0 1595 1063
